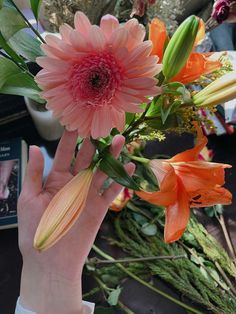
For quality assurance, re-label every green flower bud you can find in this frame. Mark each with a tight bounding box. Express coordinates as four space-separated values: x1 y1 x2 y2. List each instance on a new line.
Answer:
162 15 199 81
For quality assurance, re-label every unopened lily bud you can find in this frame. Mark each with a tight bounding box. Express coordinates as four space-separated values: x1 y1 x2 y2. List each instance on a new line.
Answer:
34 168 94 251
162 15 199 81
193 72 236 107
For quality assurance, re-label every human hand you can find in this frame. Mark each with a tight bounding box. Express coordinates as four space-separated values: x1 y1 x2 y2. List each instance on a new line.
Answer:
17 130 135 314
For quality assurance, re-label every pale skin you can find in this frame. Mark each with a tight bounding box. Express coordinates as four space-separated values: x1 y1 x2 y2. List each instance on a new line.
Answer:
18 130 135 314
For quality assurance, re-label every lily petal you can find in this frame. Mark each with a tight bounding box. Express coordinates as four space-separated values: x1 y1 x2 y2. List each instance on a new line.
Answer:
149 17 167 62
172 161 231 193
190 186 232 207
164 177 190 243
169 122 207 162
170 52 221 84
136 161 177 206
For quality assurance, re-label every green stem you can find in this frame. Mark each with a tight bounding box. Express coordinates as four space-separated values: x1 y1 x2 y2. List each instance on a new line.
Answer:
128 155 150 164
123 102 152 139
92 245 203 314
9 0 46 43
82 287 100 299
94 275 134 314
118 301 135 314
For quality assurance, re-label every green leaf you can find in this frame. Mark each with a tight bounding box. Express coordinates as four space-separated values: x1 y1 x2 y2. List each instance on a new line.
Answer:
0 72 44 103
0 56 21 88
99 151 140 190
0 7 27 40
160 100 178 124
146 96 162 117
107 287 122 306
0 59 43 102
131 212 148 225
0 32 26 67
125 112 135 126
9 30 44 62
146 113 180 130
1 0 15 8
141 223 157 236
30 0 43 20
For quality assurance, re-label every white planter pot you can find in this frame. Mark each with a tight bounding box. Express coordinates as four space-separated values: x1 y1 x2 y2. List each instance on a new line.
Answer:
24 97 64 141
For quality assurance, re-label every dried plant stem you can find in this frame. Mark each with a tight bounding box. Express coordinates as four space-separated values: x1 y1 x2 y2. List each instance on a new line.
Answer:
89 254 186 265
92 244 202 314
217 214 236 264
215 261 236 296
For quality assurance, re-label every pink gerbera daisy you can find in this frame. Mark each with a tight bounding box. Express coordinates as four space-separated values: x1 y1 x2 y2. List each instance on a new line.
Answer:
35 12 162 138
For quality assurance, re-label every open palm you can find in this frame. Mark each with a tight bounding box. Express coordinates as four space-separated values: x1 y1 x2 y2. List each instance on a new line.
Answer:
18 130 134 281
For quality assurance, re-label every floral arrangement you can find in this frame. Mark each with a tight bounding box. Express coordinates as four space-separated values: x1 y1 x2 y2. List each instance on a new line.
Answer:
1 1 236 312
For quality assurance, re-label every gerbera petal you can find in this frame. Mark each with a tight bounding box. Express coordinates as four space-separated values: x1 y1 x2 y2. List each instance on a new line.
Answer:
100 14 119 39
124 18 145 50
109 27 128 51
70 30 88 51
36 12 161 139
36 57 71 72
89 25 106 51
74 11 92 36
164 177 190 243
59 24 73 43
111 108 125 131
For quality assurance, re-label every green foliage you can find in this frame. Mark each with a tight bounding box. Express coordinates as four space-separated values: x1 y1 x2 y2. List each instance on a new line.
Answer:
0 32 26 67
98 150 140 190
0 57 43 103
92 210 236 314
162 15 199 80
0 7 27 40
107 286 122 306
30 0 43 20
116 211 236 313
9 30 44 62
187 217 236 278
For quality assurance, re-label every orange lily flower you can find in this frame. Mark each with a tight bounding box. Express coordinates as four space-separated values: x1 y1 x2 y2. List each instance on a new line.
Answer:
136 123 232 243
149 18 168 62
149 18 222 83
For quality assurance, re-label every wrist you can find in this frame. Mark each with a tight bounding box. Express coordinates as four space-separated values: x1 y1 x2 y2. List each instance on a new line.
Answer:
19 262 83 314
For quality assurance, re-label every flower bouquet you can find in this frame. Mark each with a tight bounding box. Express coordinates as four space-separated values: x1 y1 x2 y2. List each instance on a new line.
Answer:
1 1 236 311
0 0 234 247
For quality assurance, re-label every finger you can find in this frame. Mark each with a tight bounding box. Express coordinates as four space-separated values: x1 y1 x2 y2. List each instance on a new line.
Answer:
102 162 135 204
51 129 78 173
92 135 125 191
72 138 95 174
21 146 44 197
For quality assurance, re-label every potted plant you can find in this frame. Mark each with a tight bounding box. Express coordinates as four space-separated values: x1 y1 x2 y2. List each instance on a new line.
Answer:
0 0 63 140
